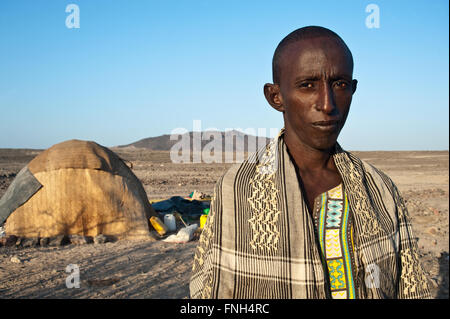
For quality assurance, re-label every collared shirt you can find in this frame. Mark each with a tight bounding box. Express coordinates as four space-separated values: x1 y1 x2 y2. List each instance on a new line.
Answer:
313 183 356 299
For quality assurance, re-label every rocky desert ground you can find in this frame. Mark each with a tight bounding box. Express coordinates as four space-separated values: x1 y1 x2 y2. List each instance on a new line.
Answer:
0 147 448 299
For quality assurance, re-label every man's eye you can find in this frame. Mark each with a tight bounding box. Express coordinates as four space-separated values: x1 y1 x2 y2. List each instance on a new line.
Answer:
300 82 314 88
335 81 348 88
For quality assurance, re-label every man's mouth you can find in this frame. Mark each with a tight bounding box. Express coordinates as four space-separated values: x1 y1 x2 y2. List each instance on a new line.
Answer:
312 120 339 130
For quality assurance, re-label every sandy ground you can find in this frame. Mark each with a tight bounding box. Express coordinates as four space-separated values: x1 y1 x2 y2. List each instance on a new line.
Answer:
0 148 448 299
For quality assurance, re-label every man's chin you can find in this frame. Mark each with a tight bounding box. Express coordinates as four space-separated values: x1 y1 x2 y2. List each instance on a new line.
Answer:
283 128 340 152
312 138 339 152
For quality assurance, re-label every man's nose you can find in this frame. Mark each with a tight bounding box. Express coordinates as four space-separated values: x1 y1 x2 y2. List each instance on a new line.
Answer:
316 83 336 114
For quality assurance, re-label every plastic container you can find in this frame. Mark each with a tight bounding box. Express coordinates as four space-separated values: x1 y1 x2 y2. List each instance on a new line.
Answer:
164 214 177 232
177 224 198 242
150 216 168 236
200 215 208 229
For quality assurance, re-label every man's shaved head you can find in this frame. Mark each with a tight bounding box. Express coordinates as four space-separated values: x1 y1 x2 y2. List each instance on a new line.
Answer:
272 26 354 84
264 25 358 153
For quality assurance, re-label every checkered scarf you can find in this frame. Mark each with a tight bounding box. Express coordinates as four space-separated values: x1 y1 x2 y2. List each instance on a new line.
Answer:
190 129 431 299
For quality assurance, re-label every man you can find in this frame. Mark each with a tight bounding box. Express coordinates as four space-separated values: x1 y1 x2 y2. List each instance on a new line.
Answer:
190 26 431 299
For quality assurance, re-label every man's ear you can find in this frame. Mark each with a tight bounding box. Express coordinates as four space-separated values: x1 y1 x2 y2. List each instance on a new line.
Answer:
264 83 285 112
351 79 358 94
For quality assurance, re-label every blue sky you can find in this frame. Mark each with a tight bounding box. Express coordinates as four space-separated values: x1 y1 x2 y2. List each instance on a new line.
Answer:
0 0 448 150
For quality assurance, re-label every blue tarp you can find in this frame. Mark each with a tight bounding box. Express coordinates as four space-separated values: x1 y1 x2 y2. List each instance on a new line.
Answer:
151 196 210 217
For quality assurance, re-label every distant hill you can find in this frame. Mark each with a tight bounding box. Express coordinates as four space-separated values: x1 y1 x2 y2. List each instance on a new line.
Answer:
117 130 272 152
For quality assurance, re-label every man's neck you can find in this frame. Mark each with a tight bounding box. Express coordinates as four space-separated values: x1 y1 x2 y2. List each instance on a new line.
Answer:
283 129 342 214
283 130 336 174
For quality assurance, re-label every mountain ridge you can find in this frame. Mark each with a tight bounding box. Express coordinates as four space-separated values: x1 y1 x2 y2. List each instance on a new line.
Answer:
117 130 272 152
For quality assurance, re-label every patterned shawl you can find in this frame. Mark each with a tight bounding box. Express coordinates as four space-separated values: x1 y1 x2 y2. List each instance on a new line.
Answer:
190 129 431 299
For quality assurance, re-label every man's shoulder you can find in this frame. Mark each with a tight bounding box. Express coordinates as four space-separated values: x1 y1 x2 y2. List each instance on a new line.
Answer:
220 160 256 189
223 163 244 180
214 148 268 196
346 150 398 191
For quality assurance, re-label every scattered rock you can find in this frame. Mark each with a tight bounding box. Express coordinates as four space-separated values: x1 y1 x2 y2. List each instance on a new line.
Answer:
427 227 438 235
39 237 50 247
21 238 40 248
15 237 23 247
93 234 108 244
48 235 70 247
417 238 426 250
0 235 18 247
69 235 92 245
422 210 430 216
10 256 21 264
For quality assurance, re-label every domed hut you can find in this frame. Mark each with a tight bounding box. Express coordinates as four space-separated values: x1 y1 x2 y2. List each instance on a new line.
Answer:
0 140 156 240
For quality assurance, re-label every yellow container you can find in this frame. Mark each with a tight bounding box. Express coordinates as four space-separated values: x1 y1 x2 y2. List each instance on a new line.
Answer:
200 214 208 229
150 216 168 236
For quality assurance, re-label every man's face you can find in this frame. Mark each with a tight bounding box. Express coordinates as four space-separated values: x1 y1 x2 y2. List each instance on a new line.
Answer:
266 37 357 151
